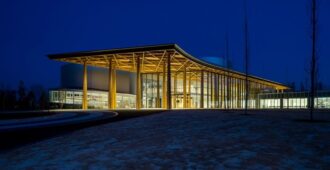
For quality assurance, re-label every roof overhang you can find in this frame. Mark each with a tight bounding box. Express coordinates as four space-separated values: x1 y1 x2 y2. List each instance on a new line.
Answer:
48 44 289 90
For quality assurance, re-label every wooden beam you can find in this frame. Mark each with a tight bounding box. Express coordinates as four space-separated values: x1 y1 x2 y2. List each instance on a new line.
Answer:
176 59 189 71
155 51 166 72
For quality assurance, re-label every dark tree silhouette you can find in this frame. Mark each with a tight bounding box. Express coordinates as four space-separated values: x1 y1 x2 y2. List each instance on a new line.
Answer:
0 89 4 110
224 31 231 110
18 80 26 109
26 90 36 109
30 84 46 109
0 83 17 110
317 82 323 91
0 81 49 110
243 0 250 114
288 82 296 92
8 90 17 109
300 82 306 91
39 90 49 109
310 0 317 121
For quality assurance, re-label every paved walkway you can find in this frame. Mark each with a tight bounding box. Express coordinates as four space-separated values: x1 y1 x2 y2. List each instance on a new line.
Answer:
0 112 117 132
1 110 329 169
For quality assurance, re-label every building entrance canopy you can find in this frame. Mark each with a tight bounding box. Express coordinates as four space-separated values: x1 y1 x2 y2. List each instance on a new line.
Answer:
48 44 288 110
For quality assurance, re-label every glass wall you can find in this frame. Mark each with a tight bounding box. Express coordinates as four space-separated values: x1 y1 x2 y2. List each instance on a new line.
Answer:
168 71 203 109
189 72 202 108
49 72 287 110
49 89 135 109
142 71 203 109
140 70 273 110
142 73 163 108
259 91 330 109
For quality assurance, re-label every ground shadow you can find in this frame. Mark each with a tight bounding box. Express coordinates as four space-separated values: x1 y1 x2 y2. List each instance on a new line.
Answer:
294 119 330 123
0 110 165 152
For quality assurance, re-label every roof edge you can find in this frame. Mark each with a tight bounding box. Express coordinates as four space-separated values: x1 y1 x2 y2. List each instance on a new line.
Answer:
48 43 288 89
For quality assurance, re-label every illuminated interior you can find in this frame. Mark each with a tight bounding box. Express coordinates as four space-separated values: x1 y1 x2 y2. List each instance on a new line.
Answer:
48 44 289 110
49 89 135 109
259 91 330 109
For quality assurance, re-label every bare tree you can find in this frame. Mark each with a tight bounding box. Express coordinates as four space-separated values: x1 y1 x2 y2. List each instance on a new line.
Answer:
310 0 317 121
243 0 250 114
224 31 230 110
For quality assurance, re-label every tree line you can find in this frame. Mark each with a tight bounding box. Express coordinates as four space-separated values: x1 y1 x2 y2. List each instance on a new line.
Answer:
0 80 49 111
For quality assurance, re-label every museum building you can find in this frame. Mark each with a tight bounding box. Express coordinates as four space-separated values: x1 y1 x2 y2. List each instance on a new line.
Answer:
48 44 290 109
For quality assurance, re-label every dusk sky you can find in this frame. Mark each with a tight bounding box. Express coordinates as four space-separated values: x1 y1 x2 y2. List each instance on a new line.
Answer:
0 0 329 90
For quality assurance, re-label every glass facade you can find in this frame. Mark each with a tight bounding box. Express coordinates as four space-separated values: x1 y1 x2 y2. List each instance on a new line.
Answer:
140 71 275 109
259 91 330 109
49 44 290 110
50 88 330 110
142 73 163 108
49 89 135 109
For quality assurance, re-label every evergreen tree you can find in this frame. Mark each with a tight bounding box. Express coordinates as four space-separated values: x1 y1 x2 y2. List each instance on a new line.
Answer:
39 90 49 109
18 80 26 109
26 90 36 109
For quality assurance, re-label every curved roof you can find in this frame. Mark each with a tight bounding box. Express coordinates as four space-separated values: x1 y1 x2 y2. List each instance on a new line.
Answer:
48 44 288 90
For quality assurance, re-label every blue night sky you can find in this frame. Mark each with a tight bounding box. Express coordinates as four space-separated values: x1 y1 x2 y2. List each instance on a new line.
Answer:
0 0 329 89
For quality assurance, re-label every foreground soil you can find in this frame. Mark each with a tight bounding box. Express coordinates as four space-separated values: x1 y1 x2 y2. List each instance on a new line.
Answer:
1 110 330 169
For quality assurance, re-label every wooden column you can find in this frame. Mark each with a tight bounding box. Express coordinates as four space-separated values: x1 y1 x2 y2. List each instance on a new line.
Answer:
220 74 223 109
111 68 116 109
218 74 221 108
238 79 241 108
200 71 204 108
183 67 187 108
136 55 141 109
156 73 160 108
234 78 236 108
216 74 219 108
207 72 210 108
188 72 191 108
174 74 177 108
166 53 172 110
162 62 166 109
239 80 242 108
82 60 88 110
211 72 214 108
227 76 231 109
230 76 232 109
108 58 113 109
280 89 284 109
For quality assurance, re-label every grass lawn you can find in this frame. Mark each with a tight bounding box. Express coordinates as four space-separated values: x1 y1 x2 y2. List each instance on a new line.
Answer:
1 110 330 169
